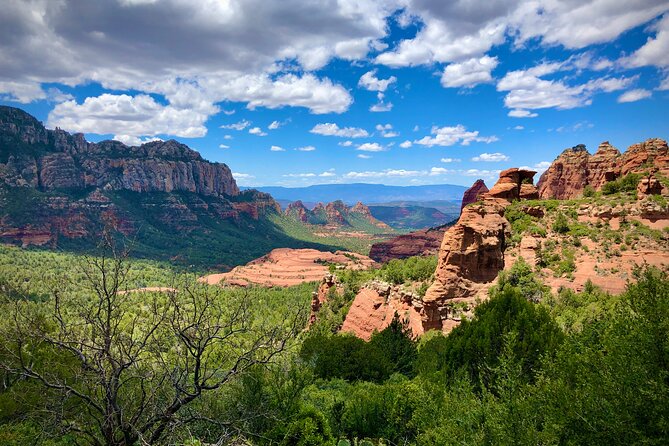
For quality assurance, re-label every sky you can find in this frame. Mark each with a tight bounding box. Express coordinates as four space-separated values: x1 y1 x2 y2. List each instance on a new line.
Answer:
1 1 669 188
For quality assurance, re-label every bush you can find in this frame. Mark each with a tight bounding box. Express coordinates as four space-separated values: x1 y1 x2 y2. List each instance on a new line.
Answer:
602 173 641 195
552 212 570 234
419 287 564 389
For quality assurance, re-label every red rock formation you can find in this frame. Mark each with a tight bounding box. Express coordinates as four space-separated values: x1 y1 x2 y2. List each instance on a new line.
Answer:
422 168 538 331
285 200 310 222
340 281 424 340
200 248 376 287
368 224 448 263
460 179 489 210
538 138 669 199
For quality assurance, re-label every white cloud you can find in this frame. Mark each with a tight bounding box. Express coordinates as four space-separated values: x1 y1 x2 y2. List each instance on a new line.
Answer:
319 169 336 177
344 169 425 179
399 140 413 148
339 140 354 147
414 125 498 147
618 88 653 103
513 125 524 130
233 172 255 185
357 154 372 159
462 169 501 178
270 145 285 151
268 120 281 130
441 56 499 88
472 152 510 162
429 167 453 176
219 144 230 149
356 142 386 152
295 145 316 152
311 123 369 138
48 93 209 140
625 15 669 68
375 123 399 137
660 73 669 90
358 69 397 91
0 81 73 104
223 134 233 140
222 109 235 115
497 62 635 114
249 126 268 136
369 92 393 112
221 120 251 130
283 172 317 178
508 109 538 118
440 157 460 163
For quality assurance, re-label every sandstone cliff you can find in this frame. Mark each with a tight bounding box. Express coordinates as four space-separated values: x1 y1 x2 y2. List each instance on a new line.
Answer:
537 138 669 199
0 106 296 266
0 106 239 197
368 224 448 263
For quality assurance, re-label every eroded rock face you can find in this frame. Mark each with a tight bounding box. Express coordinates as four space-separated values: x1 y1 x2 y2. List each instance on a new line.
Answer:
538 138 669 199
460 179 489 210
0 107 239 197
0 106 280 247
422 169 538 331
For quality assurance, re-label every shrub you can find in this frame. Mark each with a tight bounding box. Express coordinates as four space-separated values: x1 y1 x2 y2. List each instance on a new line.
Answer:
552 212 570 234
602 173 641 195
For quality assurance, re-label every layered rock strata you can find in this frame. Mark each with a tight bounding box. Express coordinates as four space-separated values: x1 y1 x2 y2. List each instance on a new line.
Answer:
537 138 669 199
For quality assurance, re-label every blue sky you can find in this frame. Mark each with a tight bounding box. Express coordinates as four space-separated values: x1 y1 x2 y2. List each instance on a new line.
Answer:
1 1 668 187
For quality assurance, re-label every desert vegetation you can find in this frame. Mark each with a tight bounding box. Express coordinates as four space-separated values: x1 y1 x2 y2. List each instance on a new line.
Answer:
1 240 668 445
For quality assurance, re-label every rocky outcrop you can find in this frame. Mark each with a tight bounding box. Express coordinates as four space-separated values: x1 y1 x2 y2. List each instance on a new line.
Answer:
285 200 310 222
538 138 669 199
0 106 282 250
422 168 539 331
200 248 375 288
0 106 239 197
340 280 424 340
460 179 488 210
284 199 389 229
368 224 449 263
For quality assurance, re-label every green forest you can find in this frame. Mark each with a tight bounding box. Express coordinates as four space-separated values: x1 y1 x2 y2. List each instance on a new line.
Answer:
0 244 668 445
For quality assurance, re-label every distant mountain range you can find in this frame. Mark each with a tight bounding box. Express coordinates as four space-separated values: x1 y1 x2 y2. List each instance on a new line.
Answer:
246 183 467 205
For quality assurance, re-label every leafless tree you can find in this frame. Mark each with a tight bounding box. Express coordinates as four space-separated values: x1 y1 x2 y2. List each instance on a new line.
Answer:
0 238 305 445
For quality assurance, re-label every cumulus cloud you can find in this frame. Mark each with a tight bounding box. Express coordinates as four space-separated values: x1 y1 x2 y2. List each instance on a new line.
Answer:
219 144 230 149
472 152 510 162
441 56 499 88
624 15 669 68
356 142 386 152
339 140 354 147
618 88 653 102
357 154 372 159
358 70 397 91
249 127 268 136
233 172 255 185
399 140 412 148
375 123 399 137
268 120 281 130
295 145 316 152
414 125 498 147
497 61 635 115
310 123 369 138
429 167 453 176
440 157 460 163
270 145 285 151
47 93 209 141
508 109 538 118
369 92 393 112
